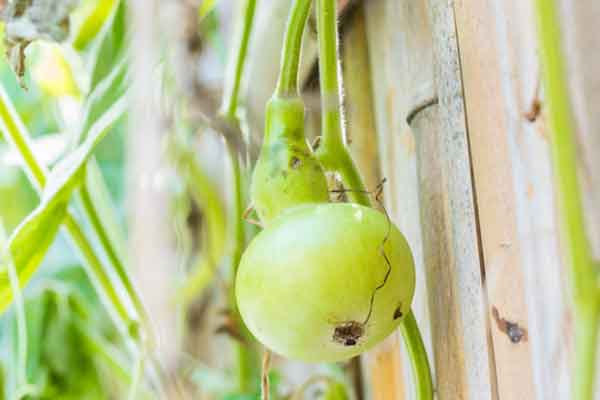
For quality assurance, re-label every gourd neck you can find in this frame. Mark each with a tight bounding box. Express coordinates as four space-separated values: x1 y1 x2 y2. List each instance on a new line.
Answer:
263 95 306 144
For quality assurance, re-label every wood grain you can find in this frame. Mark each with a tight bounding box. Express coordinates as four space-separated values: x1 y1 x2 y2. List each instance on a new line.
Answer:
423 0 497 398
451 1 537 398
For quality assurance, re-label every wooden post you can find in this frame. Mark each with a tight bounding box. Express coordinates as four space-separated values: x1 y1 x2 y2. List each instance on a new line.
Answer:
451 1 537 398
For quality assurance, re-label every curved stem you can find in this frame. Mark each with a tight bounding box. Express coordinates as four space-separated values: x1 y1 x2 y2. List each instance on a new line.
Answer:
535 1 600 398
400 311 434 400
275 0 313 96
218 0 258 393
314 1 434 398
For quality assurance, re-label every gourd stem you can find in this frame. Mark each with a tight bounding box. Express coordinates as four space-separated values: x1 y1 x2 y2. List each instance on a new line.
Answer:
219 0 258 393
400 311 434 400
314 0 343 164
315 1 434 398
534 0 600 398
275 0 313 96
316 0 344 151
314 0 368 205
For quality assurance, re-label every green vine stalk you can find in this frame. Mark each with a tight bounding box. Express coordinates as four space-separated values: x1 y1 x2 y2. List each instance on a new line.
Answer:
219 0 258 393
314 0 433 398
275 0 312 96
535 1 600 398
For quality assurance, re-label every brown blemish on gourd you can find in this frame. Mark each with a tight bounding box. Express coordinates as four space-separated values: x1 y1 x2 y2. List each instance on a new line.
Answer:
333 320 364 346
492 306 528 344
393 305 403 320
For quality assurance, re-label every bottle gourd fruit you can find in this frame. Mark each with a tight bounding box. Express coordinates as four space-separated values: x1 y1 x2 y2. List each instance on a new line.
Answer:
236 203 415 362
235 0 416 363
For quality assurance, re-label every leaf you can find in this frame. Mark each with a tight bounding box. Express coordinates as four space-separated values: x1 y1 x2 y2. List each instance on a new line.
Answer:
0 95 127 314
0 202 68 312
82 159 127 265
88 0 128 91
77 56 128 144
72 0 120 51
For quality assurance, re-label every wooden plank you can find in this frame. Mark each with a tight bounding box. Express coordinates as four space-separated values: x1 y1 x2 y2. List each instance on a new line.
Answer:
484 1 572 397
362 0 439 398
421 0 497 398
451 1 537 399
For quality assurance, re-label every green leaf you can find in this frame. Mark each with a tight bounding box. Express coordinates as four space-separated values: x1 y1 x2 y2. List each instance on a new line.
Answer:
82 159 127 265
0 203 68 312
72 0 120 51
88 0 128 91
77 56 128 144
0 95 127 314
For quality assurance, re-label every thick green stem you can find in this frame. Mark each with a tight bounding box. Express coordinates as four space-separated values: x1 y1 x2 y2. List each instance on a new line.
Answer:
535 1 600 398
314 0 368 205
275 0 312 96
400 311 434 400
316 0 344 153
314 1 433 398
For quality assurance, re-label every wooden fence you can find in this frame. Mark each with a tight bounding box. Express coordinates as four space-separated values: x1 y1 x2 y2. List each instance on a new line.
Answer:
338 0 600 399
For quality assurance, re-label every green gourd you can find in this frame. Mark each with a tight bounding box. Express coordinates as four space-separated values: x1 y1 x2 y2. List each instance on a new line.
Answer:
250 96 329 224
236 203 415 362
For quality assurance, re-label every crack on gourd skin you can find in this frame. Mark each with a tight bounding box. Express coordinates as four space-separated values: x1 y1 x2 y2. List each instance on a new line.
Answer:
329 179 398 346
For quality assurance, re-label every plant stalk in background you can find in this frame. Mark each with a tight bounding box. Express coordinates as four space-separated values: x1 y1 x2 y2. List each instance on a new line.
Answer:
535 1 600 399
219 0 259 393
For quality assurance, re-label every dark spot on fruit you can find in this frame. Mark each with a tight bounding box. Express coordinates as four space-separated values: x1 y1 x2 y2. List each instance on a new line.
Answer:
290 156 301 169
393 306 403 320
333 320 364 347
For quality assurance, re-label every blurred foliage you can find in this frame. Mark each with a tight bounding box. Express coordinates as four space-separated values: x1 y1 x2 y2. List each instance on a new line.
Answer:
0 0 129 398
0 267 126 399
